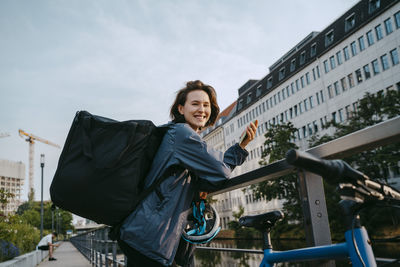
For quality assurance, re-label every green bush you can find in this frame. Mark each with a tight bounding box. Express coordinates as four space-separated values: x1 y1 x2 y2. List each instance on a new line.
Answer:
0 214 40 259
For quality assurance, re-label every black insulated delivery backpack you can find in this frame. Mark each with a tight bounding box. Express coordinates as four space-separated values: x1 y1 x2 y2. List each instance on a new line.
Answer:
50 110 166 226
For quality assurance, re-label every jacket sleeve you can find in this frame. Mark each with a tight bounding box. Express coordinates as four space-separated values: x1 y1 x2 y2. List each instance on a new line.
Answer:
174 124 248 191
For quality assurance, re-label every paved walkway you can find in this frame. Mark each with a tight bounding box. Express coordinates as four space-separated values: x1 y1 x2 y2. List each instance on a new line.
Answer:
37 241 91 267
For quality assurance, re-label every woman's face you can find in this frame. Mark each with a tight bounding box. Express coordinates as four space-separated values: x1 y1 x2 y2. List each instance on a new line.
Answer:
178 90 211 132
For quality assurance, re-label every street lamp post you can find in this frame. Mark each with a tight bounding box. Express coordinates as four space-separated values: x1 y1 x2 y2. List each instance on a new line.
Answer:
40 154 45 240
51 204 55 233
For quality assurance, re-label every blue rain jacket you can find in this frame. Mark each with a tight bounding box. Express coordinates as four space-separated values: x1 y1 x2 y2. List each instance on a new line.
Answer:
120 122 248 266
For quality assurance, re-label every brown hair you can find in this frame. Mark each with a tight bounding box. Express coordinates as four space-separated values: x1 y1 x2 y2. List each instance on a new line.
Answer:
170 80 220 127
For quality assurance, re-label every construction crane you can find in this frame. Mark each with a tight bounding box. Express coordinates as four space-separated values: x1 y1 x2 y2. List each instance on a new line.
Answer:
0 132 10 138
18 129 60 200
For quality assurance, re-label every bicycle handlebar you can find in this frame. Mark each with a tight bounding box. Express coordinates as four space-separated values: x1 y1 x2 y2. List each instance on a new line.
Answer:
285 149 400 203
286 149 368 183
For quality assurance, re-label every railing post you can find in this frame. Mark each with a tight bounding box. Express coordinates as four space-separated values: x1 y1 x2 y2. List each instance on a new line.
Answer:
297 170 335 267
99 229 103 267
105 228 109 267
112 241 117 267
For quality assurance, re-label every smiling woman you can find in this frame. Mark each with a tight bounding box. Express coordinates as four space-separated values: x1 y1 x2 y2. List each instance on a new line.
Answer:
118 80 257 266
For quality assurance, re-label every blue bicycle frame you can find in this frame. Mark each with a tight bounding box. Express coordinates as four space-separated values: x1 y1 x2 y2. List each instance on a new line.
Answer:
260 227 376 267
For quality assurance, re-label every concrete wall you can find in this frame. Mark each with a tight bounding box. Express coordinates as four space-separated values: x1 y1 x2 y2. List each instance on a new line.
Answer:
0 250 48 267
0 160 25 180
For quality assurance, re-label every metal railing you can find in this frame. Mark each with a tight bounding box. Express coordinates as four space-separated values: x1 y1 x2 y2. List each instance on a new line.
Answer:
70 227 126 267
70 116 400 266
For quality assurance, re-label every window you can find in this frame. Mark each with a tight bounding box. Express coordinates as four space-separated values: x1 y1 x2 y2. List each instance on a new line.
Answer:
330 56 336 69
304 99 309 111
355 69 363 83
305 72 310 85
384 18 393 34
327 85 333 99
312 68 316 80
390 49 399 65
348 73 355 88
295 79 300 91
308 123 314 136
300 76 305 88
353 101 359 114
247 93 252 104
309 96 314 108
358 36 365 51
363 64 371 79
323 60 329 73
302 126 307 138
334 81 340 96
366 31 374 47
300 51 306 65
316 92 320 105
338 109 344 122
341 77 348 92
267 77 273 89
375 24 383 41
290 59 296 72
372 59 380 75
277 91 281 102
320 90 325 103
273 95 277 105
336 51 343 65
381 54 389 70
238 99 243 110
316 65 320 78
345 13 355 32
345 105 352 119
332 111 337 123
279 67 285 81
343 46 350 61
395 11 400 29
282 88 286 100
368 0 380 14
286 86 290 97
350 41 357 56
325 30 334 47
256 85 262 97
310 43 317 57
299 102 304 113
313 121 318 133
291 83 295 94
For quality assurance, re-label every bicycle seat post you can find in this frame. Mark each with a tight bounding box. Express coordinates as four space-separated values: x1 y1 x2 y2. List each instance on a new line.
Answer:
262 229 273 250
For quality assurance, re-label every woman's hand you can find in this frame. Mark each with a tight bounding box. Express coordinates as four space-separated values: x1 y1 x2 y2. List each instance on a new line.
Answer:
239 120 258 149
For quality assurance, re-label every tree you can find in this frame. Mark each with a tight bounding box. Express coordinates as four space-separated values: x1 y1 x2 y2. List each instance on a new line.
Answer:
0 189 14 215
252 122 304 237
309 90 400 235
16 201 74 234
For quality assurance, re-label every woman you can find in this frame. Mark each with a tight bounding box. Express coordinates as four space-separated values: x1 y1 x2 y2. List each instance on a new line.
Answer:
119 80 257 266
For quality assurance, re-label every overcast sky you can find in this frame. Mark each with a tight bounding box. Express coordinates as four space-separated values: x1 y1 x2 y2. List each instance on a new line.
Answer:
0 0 359 203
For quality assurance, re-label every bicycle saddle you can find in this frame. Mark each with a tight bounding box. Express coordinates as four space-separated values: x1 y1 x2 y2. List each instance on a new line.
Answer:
239 210 284 231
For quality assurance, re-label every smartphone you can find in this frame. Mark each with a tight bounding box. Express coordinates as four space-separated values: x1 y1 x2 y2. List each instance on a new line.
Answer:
239 120 258 145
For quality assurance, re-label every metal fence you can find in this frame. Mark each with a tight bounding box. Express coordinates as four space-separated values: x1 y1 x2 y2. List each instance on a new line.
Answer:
70 116 400 266
70 227 126 267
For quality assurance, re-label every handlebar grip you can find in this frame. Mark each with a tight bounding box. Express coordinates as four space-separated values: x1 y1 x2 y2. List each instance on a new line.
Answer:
285 149 367 184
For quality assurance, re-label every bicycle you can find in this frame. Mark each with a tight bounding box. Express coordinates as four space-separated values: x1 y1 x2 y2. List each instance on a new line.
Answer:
238 149 400 267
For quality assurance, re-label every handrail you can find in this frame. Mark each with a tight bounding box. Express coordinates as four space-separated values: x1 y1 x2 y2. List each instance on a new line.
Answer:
210 116 400 196
70 227 126 267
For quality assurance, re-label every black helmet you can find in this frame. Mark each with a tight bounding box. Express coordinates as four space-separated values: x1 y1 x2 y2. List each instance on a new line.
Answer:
182 200 221 244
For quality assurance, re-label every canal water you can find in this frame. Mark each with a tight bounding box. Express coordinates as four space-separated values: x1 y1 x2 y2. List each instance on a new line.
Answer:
193 239 400 266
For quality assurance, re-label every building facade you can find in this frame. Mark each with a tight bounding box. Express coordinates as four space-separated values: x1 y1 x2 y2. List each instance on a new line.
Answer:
0 159 25 215
203 0 400 229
